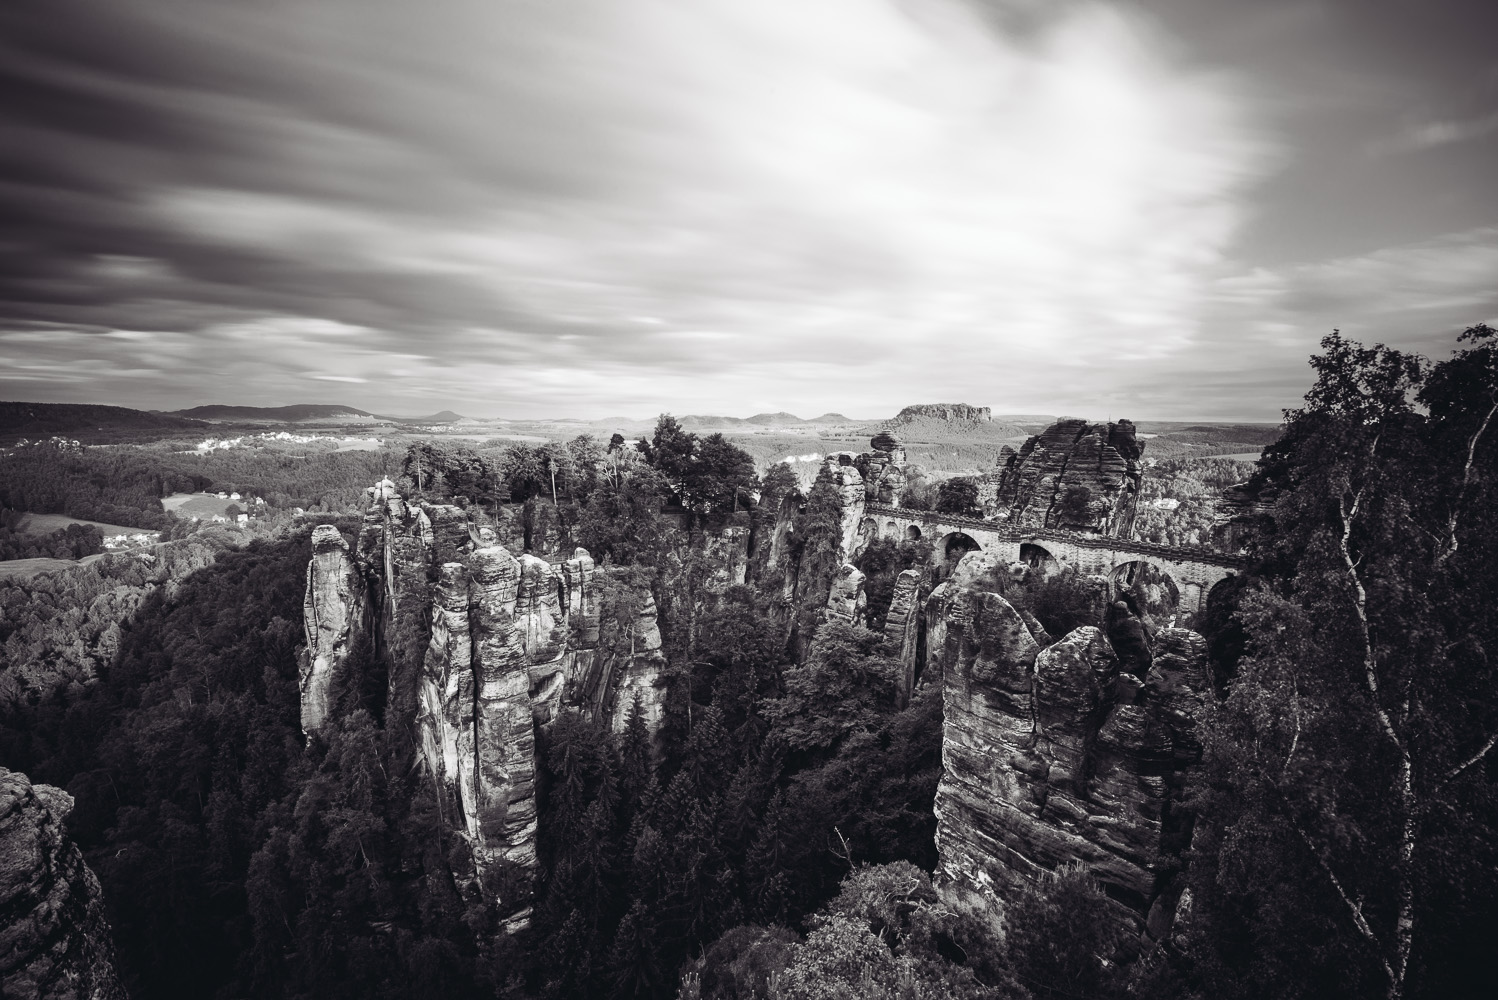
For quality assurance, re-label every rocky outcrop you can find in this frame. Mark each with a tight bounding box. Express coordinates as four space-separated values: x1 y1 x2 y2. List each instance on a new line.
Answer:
300 525 367 733
883 568 924 700
607 589 668 735
825 564 867 625
891 403 992 424
929 558 1208 943
854 433 909 505
981 418 1142 536
823 456 867 563
0 769 125 1000
702 527 750 593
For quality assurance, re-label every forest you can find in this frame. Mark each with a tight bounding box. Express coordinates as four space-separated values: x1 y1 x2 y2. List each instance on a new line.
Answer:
1 327 1495 1000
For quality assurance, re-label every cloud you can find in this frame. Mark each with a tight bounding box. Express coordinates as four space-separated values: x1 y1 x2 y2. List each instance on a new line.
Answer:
1369 111 1498 155
1102 228 1498 419
3 0 1284 416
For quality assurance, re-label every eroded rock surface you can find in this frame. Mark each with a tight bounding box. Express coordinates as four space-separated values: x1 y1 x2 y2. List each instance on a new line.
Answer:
929 562 1208 942
300 525 367 733
0 769 125 1000
981 418 1143 536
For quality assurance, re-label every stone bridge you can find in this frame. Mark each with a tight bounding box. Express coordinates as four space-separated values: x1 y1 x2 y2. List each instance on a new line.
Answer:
860 502 1246 616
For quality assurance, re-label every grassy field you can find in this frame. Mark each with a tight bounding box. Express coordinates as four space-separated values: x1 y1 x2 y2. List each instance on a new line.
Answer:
0 552 109 580
15 512 153 538
163 493 235 518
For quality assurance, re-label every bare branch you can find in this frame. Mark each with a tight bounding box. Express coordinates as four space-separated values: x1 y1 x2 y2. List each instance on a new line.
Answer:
1261 771 1396 987
1285 670 1302 776
1335 432 1415 999
1444 729 1498 784
1435 393 1498 569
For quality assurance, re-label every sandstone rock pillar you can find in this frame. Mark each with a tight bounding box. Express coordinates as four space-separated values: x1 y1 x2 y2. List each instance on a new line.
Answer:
301 525 366 734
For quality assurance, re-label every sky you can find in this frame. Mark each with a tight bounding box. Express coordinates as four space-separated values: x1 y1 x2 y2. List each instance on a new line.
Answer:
1 0 1495 421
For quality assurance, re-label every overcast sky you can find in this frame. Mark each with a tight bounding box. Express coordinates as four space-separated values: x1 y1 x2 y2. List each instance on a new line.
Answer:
2 0 1495 421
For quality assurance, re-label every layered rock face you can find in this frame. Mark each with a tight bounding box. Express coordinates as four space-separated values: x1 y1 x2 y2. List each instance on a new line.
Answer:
300 524 367 733
0 769 125 1000
981 418 1143 536
929 557 1207 943
304 482 670 928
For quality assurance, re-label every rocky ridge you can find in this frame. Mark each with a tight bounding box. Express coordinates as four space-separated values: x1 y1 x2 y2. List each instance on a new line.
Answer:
0 768 125 1000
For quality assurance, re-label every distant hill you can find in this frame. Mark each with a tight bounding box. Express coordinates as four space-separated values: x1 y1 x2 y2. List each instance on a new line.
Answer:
1 401 206 441
744 411 808 426
378 410 465 424
170 404 376 422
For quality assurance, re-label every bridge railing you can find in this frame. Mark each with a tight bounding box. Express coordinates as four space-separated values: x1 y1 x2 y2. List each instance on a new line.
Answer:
863 502 1247 570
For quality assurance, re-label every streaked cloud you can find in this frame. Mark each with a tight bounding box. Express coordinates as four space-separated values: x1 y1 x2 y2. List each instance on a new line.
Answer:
0 0 1493 420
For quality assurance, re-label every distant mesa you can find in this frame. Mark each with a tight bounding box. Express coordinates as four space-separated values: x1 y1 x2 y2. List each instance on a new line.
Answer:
890 403 992 424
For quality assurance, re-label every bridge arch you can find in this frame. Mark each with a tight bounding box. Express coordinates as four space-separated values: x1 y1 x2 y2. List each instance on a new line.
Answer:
856 516 880 556
906 524 923 541
1019 541 1061 579
1111 559 1181 623
934 530 982 581
885 519 899 540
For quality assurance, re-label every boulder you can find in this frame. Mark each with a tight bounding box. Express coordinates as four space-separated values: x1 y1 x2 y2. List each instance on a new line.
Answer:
0 770 125 1000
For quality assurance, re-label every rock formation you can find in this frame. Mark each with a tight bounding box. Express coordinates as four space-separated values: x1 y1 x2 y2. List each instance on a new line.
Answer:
300 524 367 733
980 418 1142 536
605 590 668 735
702 526 750 593
823 455 867 563
0 769 125 1000
928 554 1207 944
883 568 924 700
854 433 909 505
825 563 867 625
303 481 671 929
